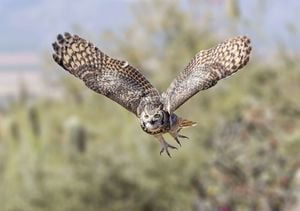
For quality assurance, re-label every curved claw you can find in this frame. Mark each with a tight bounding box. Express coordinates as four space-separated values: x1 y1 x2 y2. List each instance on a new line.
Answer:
178 134 189 139
174 137 182 147
159 140 177 158
170 133 190 147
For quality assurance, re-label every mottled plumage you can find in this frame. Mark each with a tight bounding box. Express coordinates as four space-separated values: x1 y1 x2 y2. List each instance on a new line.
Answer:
52 33 160 116
162 36 251 113
52 32 252 157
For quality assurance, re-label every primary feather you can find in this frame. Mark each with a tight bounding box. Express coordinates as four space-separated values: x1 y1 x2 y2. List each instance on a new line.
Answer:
52 32 161 116
162 36 252 113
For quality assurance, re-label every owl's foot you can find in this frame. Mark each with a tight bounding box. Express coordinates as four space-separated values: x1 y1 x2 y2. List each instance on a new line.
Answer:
156 136 177 158
169 129 189 147
168 117 195 147
173 134 189 147
160 140 177 158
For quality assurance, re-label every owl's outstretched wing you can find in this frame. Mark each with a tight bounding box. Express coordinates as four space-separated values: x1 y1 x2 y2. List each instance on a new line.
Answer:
52 32 160 116
162 36 252 113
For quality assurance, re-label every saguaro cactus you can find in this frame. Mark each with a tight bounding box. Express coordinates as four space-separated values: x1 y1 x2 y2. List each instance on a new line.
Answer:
64 117 86 153
27 104 41 137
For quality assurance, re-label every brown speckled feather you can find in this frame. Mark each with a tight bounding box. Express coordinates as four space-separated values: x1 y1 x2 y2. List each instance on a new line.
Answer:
162 36 252 113
52 32 160 116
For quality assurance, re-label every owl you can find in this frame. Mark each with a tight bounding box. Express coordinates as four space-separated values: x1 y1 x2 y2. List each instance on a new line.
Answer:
52 32 251 157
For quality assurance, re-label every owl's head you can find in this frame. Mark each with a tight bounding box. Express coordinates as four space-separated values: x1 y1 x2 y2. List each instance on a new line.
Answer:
140 106 170 134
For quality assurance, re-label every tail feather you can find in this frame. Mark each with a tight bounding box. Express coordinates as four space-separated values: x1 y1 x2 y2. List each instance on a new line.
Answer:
178 118 197 128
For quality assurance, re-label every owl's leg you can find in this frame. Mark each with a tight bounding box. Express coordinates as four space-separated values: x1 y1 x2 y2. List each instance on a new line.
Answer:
169 116 195 146
155 135 177 158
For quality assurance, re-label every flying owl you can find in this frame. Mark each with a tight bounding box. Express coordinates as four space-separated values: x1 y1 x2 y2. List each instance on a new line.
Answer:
52 32 251 157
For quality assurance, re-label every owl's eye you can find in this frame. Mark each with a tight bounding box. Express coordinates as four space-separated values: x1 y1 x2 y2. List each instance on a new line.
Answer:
154 113 161 119
144 114 149 118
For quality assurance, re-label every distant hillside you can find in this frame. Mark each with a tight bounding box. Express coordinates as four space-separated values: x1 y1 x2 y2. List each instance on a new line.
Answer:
0 52 49 99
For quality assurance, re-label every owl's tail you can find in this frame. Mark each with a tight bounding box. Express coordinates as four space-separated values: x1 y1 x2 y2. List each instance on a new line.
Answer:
178 118 197 128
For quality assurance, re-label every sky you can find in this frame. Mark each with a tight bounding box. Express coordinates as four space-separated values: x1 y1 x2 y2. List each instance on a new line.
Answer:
0 0 299 59
0 0 298 98
0 0 133 52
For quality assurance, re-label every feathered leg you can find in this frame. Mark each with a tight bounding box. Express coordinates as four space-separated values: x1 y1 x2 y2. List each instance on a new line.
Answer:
169 117 196 146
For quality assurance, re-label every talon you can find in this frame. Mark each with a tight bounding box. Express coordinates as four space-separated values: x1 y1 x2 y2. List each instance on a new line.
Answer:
170 133 189 146
166 144 177 158
159 138 177 158
178 134 189 139
160 148 164 155
174 137 182 147
168 144 177 149
166 150 171 158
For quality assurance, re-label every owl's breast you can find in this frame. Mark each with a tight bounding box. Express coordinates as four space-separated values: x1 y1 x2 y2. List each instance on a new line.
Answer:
140 122 170 135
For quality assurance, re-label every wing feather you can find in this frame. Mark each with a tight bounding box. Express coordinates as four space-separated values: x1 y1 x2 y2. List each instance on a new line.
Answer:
52 32 160 116
162 36 252 113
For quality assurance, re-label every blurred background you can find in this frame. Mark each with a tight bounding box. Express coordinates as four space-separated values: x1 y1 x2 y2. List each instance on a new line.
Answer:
0 0 299 210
